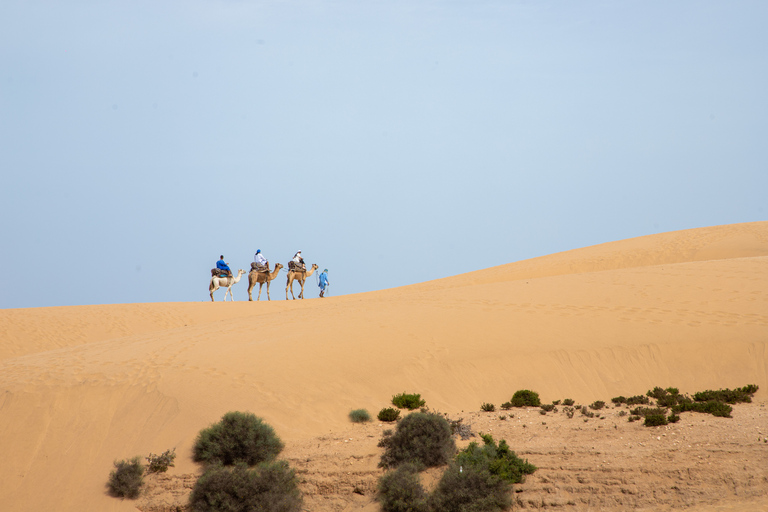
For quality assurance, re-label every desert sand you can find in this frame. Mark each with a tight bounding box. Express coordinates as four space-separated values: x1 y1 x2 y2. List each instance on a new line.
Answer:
0 221 766 512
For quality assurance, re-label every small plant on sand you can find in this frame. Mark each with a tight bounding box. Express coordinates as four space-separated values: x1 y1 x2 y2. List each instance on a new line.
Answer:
500 401 513 410
378 412 455 469
392 392 426 410
589 400 605 410
377 462 428 512
693 385 758 404
481 403 496 412
146 448 176 474
428 462 511 512
611 396 627 405
457 434 537 484
378 407 401 422
626 395 650 405
509 390 541 408
668 412 681 423
562 398 575 406
349 409 372 423
107 456 145 499
193 411 284 467
552 400 561 406
644 414 668 427
540 404 555 412
563 406 575 419
190 461 302 512
580 406 595 418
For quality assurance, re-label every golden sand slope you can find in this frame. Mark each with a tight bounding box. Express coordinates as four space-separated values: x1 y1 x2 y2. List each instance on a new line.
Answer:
0 222 766 512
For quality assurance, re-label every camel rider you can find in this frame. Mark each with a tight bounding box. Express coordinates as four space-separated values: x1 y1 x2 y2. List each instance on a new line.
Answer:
318 269 329 298
292 250 305 270
216 255 232 277
253 249 269 272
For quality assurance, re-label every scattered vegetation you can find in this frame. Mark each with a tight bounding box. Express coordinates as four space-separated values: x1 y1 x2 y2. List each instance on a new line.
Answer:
500 401 513 410
428 462 511 512
107 457 145 499
378 412 456 469
580 406 595 418
611 396 627 405
481 402 496 412
643 413 668 427
377 463 428 512
456 434 537 484
146 448 176 474
189 461 302 512
540 404 555 412
562 398 575 406
378 407 401 422
193 411 284 466
509 389 541 408
626 395 650 405
589 400 605 410
693 385 758 404
392 392 426 410
349 409 372 423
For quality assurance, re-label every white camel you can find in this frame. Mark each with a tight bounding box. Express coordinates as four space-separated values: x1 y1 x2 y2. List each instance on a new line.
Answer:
209 269 246 301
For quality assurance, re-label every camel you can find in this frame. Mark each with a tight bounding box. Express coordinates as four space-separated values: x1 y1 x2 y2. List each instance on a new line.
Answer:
209 269 246 302
286 263 318 300
247 263 283 301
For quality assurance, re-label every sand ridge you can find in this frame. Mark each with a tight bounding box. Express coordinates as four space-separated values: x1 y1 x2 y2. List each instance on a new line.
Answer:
0 221 766 511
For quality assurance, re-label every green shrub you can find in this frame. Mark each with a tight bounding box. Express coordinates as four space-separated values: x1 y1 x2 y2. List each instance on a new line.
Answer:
392 392 426 410
677 400 733 417
589 401 605 410
693 385 758 404
626 395 650 405
146 448 176 474
552 400 561 405
500 401 513 410
563 406 575 419
378 407 401 422
510 390 540 407
189 461 302 512
630 406 667 418
378 412 456 469
107 456 144 499
562 398 575 406
377 463 428 512
628 415 640 422
611 396 627 404
428 462 511 512
193 411 284 467
540 404 555 412
480 403 496 412
349 409 372 423
668 413 681 423
644 414 668 427
580 406 595 418
456 434 537 484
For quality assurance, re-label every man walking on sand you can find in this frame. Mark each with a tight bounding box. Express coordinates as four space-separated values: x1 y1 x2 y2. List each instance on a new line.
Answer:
318 269 329 298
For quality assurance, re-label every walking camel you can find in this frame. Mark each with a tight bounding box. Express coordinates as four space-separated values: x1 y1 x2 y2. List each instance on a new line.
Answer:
209 269 246 302
286 263 318 300
247 263 283 301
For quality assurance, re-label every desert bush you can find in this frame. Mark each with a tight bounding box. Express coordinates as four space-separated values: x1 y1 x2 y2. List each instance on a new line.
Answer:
552 400 561 405
189 461 301 512
626 395 650 405
392 392 426 410
562 398 575 406
618 410 627 417
580 406 595 418
677 400 733 417
563 406 575 419
630 406 667 418
693 385 758 404
480 402 496 412
349 409 372 423
668 412 681 423
378 412 455 469
500 401 513 410
644 414 668 427
457 434 537 484
428 462 511 512
377 463 428 512
378 407 401 422
611 396 627 404
628 415 640 422
193 411 284 467
589 401 605 410
146 448 176 474
107 456 144 499
540 404 555 412
510 390 541 408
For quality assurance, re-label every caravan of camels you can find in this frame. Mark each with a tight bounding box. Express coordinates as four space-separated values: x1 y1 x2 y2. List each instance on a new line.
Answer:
209 251 321 302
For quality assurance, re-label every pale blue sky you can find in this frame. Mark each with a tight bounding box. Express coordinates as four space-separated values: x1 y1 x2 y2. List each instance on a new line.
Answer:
1 1 766 308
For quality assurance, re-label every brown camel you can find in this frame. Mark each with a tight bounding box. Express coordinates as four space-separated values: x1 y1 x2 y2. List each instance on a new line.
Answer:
247 263 283 301
285 263 318 300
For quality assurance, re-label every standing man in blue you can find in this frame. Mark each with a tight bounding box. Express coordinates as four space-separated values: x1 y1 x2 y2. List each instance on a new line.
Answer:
318 268 329 298
216 255 232 277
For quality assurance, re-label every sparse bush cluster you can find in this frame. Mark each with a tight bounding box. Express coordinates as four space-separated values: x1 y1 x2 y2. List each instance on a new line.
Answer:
349 409 371 423
378 407 401 422
377 412 536 512
107 449 175 499
190 411 301 512
481 402 496 412
146 448 176 474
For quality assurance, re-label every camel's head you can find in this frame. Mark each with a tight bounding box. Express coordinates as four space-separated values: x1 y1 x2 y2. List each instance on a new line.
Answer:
275 263 283 270
311 264 318 270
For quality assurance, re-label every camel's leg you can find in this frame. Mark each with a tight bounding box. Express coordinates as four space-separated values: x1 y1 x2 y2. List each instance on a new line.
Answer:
248 281 254 301
266 281 271 301
209 281 217 302
286 277 295 300
257 282 263 301
298 280 304 299
226 286 235 301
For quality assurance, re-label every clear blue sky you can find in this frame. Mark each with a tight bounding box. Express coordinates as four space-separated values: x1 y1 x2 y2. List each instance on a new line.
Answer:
1 1 766 308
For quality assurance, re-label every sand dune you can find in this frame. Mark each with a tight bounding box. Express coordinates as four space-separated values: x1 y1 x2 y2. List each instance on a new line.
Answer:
0 221 766 511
